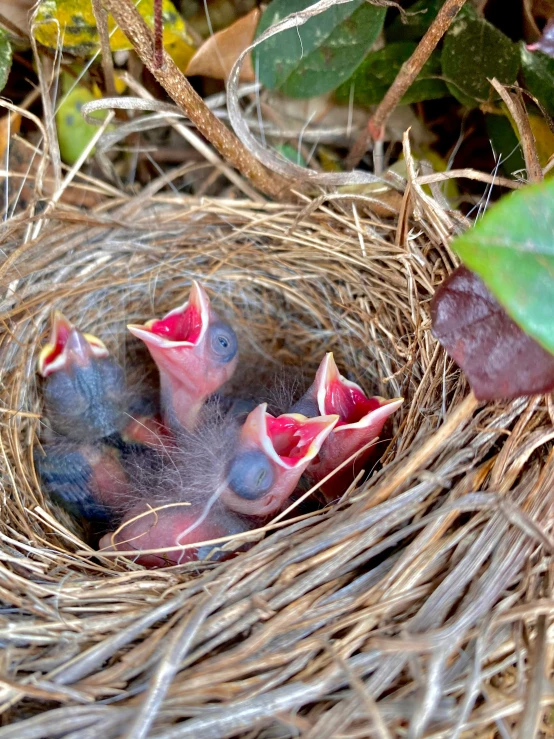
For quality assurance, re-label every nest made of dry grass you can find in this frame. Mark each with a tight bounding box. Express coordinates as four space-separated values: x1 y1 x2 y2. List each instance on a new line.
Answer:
0 183 553 739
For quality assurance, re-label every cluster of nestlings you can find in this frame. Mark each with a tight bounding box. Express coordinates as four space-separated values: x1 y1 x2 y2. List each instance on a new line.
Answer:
35 282 403 567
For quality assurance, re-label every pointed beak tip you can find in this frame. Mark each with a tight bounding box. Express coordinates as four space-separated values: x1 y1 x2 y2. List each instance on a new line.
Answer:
127 323 153 341
388 397 404 408
37 353 50 377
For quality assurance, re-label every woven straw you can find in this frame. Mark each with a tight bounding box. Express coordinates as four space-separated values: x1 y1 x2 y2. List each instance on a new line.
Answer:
0 178 552 738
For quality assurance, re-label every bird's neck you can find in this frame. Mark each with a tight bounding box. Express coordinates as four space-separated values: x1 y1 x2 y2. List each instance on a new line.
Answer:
158 371 203 432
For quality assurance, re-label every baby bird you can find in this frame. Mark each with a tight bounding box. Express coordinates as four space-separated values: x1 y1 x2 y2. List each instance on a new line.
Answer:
220 402 339 517
36 439 129 523
98 401 339 565
291 353 403 499
127 281 238 431
98 502 250 567
39 312 126 442
36 312 166 525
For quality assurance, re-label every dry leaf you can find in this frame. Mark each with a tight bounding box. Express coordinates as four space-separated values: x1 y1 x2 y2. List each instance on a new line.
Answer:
0 111 21 160
431 266 554 400
0 0 33 35
186 8 259 81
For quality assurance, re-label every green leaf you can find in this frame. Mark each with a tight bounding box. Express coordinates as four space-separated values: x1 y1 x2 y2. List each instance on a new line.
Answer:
274 142 307 167
335 41 448 107
441 8 519 108
520 44 554 117
485 113 525 177
0 30 13 93
56 83 109 165
452 179 554 356
254 0 386 98
386 0 442 42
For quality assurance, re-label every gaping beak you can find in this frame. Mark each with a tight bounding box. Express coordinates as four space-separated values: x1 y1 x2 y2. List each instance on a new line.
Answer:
315 353 403 432
127 280 210 350
126 281 238 431
242 403 339 468
221 403 339 517
303 353 403 499
38 311 108 377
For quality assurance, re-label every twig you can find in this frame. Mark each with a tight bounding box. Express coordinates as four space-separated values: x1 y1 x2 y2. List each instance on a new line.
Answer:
0 12 27 38
29 11 62 199
153 0 163 70
489 78 543 184
416 168 523 190
91 0 117 99
347 0 468 169
101 0 290 199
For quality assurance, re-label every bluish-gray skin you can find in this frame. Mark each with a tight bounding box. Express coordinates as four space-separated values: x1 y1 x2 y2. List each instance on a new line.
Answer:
35 445 113 523
41 351 160 523
207 321 238 365
226 450 275 500
288 394 318 418
43 357 128 442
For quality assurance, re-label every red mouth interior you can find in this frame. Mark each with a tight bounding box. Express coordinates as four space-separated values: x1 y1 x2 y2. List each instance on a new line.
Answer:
149 304 203 344
43 321 72 368
325 380 381 426
266 415 323 465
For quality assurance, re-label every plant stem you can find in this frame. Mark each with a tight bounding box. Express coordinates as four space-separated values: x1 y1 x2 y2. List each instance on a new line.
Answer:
91 0 117 98
153 0 164 70
490 78 542 183
102 0 290 199
347 0 468 169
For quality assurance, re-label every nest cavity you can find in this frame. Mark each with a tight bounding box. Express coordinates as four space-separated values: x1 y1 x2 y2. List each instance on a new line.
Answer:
0 191 552 738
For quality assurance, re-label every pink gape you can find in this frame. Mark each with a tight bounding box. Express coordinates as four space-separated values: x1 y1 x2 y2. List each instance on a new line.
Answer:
127 281 238 431
38 311 109 378
98 404 339 568
220 403 339 517
305 354 403 498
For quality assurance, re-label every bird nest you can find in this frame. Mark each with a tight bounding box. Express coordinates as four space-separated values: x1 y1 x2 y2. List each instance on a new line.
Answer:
0 185 552 738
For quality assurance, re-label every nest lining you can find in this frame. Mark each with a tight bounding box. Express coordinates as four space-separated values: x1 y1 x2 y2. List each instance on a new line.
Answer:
0 193 552 738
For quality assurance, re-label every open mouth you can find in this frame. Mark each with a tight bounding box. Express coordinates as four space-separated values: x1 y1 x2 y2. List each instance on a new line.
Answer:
38 312 108 377
322 378 383 426
246 404 339 469
315 353 401 429
127 281 209 348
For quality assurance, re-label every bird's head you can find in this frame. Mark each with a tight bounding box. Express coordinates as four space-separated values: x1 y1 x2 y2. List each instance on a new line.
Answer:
313 353 403 433
39 312 127 441
127 281 238 428
221 403 339 517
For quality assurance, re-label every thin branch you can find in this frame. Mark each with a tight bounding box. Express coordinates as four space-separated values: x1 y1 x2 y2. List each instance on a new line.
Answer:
101 0 290 199
416 168 523 190
0 12 27 38
153 0 164 70
347 0 468 169
489 78 543 184
91 0 117 98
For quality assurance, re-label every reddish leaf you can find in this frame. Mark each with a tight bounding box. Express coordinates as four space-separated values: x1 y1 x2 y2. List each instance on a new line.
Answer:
431 266 554 400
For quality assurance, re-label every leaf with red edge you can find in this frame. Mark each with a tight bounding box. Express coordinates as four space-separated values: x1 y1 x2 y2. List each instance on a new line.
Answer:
431 266 554 401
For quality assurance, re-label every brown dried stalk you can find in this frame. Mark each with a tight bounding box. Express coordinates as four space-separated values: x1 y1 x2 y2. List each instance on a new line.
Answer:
101 0 290 199
91 0 117 98
490 78 543 184
347 0 468 169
